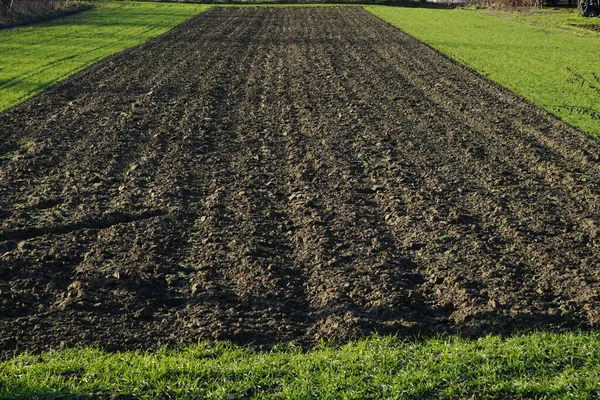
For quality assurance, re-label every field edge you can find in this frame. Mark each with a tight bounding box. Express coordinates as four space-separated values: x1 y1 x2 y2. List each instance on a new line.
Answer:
2 331 600 399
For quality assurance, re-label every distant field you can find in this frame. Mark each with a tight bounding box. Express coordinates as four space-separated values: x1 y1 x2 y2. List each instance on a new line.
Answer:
366 6 600 138
0 1 210 112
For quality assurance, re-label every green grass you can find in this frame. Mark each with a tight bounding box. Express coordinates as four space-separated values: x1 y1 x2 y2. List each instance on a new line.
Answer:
2 333 600 399
366 6 600 138
0 1 210 112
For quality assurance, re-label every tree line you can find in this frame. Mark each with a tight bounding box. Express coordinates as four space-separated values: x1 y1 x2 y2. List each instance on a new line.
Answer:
1 0 57 19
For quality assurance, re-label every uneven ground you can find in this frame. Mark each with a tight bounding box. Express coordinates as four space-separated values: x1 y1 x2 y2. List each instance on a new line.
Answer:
1 7 600 355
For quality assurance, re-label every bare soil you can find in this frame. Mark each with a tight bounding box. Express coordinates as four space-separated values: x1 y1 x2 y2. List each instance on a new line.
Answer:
1 7 600 355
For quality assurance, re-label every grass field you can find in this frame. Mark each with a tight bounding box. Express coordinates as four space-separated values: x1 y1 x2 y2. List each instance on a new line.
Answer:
2 333 600 399
366 6 600 138
0 1 210 112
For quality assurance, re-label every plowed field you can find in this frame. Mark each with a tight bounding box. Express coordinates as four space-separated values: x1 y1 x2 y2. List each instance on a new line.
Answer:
1 7 600 354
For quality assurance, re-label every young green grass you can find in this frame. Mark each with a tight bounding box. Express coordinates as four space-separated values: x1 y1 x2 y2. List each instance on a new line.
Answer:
365 6 600 138
0 1 210 112
2 332 600 399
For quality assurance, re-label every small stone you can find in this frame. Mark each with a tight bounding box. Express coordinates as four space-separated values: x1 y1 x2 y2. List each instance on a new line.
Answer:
67 280 86 298
47 246 60 257
67 280 83 291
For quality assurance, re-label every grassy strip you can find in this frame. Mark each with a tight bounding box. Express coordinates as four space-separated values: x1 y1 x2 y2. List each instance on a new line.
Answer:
365 6 600 138
1 333 600 399
0 1 210 112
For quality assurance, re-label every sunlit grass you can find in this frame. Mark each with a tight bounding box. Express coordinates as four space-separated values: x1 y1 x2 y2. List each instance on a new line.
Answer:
0 1 210 112
2 333 600 399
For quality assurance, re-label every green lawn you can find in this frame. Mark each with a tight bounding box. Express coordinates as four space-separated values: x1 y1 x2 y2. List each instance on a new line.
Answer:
2 333 600 399
366 6 600 138
0 1 210 112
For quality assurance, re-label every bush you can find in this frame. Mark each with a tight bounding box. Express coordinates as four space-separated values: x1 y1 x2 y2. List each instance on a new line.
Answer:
1 0 66 21
0 0 87 27
465 0 543 9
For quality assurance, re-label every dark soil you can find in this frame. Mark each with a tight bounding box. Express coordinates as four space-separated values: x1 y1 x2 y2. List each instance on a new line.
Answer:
1 7 600 355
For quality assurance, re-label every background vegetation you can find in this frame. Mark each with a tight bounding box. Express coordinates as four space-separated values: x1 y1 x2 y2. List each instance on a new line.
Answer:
0 0 91 29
